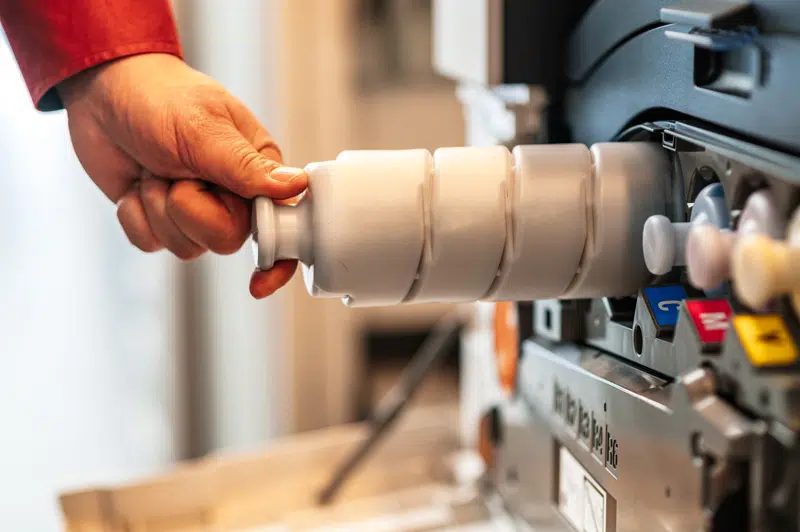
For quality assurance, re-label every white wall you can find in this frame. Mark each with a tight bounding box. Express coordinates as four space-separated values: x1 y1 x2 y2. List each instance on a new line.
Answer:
0 38 179 531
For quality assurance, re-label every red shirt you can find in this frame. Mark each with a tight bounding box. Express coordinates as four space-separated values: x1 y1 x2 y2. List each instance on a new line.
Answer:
0 0 183 111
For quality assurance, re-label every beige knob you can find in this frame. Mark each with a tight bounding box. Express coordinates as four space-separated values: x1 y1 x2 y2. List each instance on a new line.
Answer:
733 208 800 314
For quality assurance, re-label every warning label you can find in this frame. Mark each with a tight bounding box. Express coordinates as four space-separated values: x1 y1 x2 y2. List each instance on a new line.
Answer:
559 446 608 532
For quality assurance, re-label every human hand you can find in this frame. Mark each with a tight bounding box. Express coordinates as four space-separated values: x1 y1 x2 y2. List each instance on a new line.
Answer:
57 53 306 298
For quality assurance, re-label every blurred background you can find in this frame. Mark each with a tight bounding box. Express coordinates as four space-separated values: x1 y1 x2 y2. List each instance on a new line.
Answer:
0 0 466 529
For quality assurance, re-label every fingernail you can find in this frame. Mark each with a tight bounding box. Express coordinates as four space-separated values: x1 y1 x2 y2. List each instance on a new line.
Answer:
270 166 305 183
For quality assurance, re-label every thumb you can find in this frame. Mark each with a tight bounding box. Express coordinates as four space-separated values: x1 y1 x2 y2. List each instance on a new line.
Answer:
189 121 307 199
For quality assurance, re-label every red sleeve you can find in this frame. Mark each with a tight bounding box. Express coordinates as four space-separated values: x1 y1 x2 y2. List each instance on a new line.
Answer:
0 0 183 111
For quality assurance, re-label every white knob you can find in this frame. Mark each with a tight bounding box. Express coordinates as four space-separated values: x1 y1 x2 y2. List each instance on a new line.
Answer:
642 183 729 276
252 195 312 270
643 216 690 275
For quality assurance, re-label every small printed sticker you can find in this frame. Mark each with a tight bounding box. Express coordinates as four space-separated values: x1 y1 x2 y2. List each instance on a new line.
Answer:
686 299 732 345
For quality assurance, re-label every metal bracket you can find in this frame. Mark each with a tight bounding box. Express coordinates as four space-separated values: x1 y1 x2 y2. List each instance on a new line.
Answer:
660 1 756 30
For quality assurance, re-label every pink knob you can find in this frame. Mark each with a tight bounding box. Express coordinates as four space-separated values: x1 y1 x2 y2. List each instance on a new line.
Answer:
686 225 735 290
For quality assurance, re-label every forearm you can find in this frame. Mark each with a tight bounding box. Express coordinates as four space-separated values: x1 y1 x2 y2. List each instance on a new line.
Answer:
0 0 183 111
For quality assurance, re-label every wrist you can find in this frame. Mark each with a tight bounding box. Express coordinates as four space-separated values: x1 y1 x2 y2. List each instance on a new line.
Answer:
57 53 185 111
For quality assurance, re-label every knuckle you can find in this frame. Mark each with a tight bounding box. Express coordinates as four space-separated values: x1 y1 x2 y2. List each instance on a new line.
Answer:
136 233 162 252
212 217 250 255
119 221 161 253
256 139 283 163
172 246 205 262
165 180 192 209
214 199 251 254
116 199 161 253
229 148 269 195
268 142 283 162
165 183 204 226
236 145 264 174
202 214 246 255
139 179 166 205
139 242 162 253
164 181 249 255
213 233 247 255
